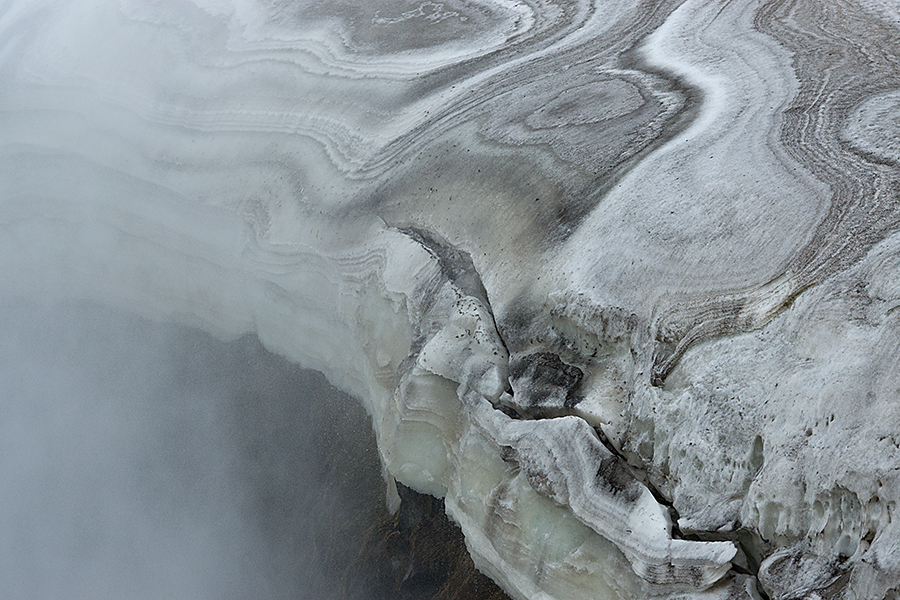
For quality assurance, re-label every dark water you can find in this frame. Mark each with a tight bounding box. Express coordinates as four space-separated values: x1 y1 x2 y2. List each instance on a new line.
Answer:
0 301 508 600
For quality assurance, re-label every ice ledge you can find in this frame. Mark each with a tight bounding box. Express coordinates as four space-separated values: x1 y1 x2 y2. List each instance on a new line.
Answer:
384 227 746 598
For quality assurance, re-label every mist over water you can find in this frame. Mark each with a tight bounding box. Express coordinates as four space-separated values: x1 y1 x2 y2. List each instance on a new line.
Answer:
0 300 385 600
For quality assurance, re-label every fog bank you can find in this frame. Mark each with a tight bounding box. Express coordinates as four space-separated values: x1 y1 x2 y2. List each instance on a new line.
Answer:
0 300 382 599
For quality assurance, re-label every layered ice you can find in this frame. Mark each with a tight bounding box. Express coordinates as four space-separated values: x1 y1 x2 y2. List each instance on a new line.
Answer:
3 1 900 599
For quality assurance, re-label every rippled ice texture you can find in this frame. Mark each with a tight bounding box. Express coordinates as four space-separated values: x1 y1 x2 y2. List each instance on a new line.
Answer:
3 1 900 599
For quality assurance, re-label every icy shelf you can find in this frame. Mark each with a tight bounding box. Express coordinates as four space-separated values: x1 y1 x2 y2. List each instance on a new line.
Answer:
3 1 900 599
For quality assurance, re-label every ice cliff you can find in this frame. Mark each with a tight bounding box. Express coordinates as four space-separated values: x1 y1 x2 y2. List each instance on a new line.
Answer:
3 0 900 598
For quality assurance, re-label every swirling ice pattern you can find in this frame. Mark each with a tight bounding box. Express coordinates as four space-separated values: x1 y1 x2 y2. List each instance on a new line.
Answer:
2 1 900 599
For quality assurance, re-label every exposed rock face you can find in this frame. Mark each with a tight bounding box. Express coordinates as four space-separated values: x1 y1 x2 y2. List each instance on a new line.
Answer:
2 1 900 598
